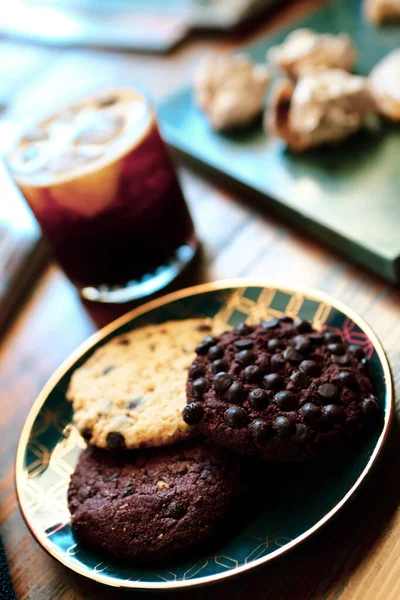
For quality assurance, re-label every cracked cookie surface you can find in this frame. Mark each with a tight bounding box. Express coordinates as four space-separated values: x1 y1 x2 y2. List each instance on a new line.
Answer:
68 440 241 561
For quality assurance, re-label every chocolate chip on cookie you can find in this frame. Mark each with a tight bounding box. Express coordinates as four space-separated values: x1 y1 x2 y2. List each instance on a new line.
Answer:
189 364 205 379
317 383 339 402
243 365 263 383
81 426 92 441
183 402 204 425
214 372 234 394
107 432 126 451
362 395 380 419
290 370 311 388
248 388 269 410
192 377 208 398
224 406 247 428
195 335 219 355
262 318 280 329
263 373 284 390
338 371 357 387
212 359 229 373
234 322 253 335
225 381 245 403
279 315 293 323
208 345 224 360
250 418 272 441
349 345 366 360
236 349 256 365
128 397 144 410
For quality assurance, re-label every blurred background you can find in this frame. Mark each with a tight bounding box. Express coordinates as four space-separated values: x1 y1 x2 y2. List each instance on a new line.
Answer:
0 0 293 332
0 0 283 51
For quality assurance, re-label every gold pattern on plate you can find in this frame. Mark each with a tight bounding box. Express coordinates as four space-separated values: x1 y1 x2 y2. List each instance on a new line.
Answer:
23 409 86 529
215 555 239 569
244 533 294 563
212 287 331 331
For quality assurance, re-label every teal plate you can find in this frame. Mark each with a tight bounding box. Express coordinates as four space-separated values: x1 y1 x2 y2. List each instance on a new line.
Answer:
158 0 400 284
16 280 393 590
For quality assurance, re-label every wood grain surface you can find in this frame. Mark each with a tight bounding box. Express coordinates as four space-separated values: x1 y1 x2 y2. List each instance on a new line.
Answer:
0 1 399 598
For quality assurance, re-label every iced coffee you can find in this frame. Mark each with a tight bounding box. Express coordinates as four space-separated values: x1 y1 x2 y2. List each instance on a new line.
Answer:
6 88 197 302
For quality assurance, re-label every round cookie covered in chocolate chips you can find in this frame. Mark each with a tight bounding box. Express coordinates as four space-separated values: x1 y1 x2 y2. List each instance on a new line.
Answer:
68 439 241 562
184 317 380 461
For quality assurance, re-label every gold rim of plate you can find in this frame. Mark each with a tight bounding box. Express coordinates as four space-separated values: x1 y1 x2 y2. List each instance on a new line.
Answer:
15 278 394 590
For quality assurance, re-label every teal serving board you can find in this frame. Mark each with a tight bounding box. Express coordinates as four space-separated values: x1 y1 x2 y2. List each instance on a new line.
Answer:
159 0 400 284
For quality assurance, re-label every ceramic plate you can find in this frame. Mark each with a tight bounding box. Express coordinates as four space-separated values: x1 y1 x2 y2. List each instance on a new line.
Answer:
16 280 393 590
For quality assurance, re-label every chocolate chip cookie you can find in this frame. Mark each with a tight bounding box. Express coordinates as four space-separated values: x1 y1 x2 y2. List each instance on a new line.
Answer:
67 319 212 450
184 318 380 461
68 440 241 562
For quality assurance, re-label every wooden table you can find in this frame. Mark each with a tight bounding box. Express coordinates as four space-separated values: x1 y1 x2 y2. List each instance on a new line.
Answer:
1 1 399 598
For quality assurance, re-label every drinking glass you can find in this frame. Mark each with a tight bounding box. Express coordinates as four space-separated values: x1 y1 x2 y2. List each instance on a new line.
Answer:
6 86 198 302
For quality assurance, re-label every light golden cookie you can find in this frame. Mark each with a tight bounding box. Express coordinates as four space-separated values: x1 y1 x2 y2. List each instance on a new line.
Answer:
266 69 375 151
267 29 357 79
365 0 400 24
369 50 400 121
194 53 270 130
67 319 213 450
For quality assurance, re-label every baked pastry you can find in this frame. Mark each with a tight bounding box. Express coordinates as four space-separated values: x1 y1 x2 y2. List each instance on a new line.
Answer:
365 0 400 24
194 53 270 130
369 49 400 120
184 318 380 462
267 29 357 79
266 69 375 151
68 440 241 562
67 319 212 450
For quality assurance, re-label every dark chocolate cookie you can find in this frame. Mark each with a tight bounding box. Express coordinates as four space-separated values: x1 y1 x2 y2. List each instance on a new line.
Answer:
185 319 380 461
68 440 240 562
